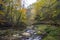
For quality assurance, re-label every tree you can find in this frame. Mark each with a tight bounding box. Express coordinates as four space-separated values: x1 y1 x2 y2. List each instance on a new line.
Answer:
0 0 27 30
34 0 60 25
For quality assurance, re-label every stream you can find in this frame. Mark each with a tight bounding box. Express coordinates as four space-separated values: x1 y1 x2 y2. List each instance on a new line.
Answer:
21 25 42 40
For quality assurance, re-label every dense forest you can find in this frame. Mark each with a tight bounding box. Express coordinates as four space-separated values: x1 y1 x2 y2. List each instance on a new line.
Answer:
0 0 60 40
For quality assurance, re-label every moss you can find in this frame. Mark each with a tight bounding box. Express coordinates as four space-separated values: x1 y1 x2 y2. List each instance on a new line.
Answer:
36 31 42 35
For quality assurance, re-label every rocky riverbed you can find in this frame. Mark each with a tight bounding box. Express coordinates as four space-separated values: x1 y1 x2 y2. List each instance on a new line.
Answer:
0 25 46 40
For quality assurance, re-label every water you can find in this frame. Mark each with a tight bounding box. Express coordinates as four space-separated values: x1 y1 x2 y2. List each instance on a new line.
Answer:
21 26 42 40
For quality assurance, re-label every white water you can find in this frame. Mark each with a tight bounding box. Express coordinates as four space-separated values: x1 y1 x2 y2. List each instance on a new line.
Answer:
21 26 42 40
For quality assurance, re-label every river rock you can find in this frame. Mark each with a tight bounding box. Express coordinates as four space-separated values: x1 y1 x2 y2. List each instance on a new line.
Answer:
22 32 31 36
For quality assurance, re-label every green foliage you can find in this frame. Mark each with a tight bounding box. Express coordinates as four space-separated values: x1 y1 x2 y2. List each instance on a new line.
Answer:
34 0 60 23
34 24 60 40
0 0 27 30
43 26 60 40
